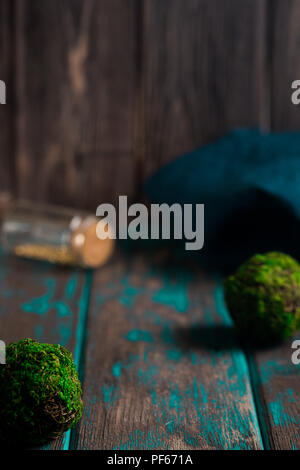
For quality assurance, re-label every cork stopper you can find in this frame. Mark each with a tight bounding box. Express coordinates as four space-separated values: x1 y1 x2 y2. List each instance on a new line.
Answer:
71 216 115 268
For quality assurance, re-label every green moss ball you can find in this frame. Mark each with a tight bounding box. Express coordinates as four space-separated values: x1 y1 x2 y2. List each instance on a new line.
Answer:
0 339 83 445
224 252 300 344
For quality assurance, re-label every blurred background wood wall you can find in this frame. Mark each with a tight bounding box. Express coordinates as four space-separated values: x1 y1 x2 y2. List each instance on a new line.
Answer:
0 0 299 209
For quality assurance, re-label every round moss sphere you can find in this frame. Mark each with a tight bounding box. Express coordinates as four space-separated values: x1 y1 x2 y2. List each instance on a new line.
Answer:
224 252 300 344
0 339 83 445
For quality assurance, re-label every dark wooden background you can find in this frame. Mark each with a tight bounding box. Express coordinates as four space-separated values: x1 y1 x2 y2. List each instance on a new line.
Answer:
0 0 299 210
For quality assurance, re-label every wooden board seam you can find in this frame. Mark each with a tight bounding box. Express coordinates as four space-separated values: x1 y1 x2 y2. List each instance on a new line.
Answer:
68 270 93 450
246 351 271 450
215 280 265 450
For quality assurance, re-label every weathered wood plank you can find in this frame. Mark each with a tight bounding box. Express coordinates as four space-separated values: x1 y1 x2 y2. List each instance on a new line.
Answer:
0 252 91 450
271 0 300 130
15 0 137 208
0 0 14 194
142 0 269 177
74 250 263 450
249 339 300 450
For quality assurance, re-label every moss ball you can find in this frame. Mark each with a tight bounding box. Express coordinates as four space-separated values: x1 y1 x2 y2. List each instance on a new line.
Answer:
224 252 300 345
0 339 83 445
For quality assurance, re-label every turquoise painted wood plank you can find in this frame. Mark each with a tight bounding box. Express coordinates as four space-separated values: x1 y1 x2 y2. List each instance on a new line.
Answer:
248 340 300 450
0 252 91 450
73 250 263 449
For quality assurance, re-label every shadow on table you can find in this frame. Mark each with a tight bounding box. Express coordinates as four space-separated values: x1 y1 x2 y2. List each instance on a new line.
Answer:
172 324 239 352
172 324 286 352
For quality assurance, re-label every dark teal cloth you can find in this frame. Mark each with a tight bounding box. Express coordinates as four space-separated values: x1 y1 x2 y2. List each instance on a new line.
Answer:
145 129 300 272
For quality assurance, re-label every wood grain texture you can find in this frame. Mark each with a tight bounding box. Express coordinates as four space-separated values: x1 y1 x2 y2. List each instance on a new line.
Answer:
0 0 14 194
0 252 91 450
142 0 269 177
249 338 300 450
73 249 263 450
3 0 300 204
15 0 137 209
271 0 300 130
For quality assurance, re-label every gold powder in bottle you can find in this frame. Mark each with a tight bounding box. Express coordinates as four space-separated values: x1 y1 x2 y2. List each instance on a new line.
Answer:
14 244 78 265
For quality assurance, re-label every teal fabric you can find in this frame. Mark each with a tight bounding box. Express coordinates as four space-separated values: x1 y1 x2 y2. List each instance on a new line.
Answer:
145 129 300 272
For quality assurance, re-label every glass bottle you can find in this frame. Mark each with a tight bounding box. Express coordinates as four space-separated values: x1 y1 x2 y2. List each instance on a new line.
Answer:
1 200 115 268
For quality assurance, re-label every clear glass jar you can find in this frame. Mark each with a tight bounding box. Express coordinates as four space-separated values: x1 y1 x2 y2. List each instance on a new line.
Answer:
1 200 114 268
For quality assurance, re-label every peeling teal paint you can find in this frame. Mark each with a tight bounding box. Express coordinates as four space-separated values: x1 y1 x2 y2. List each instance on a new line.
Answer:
150 389 157 405
102 384 118 406
119 277 144 307
152 272 190 313
166 349 182 361
65 274 78 299
169 385 182 414
269 391 298 427
160 324 175 345
75 271 92 357
22 278 55 315
56 323 72 346
260 359 300 388
138 365 158 386
112 362 122 378
126 329 153 343
53 301 71 317
199 383 208 405
287 388 296 404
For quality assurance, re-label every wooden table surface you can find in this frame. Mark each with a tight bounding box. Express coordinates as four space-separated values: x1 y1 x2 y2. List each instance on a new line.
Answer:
1 246 299 450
